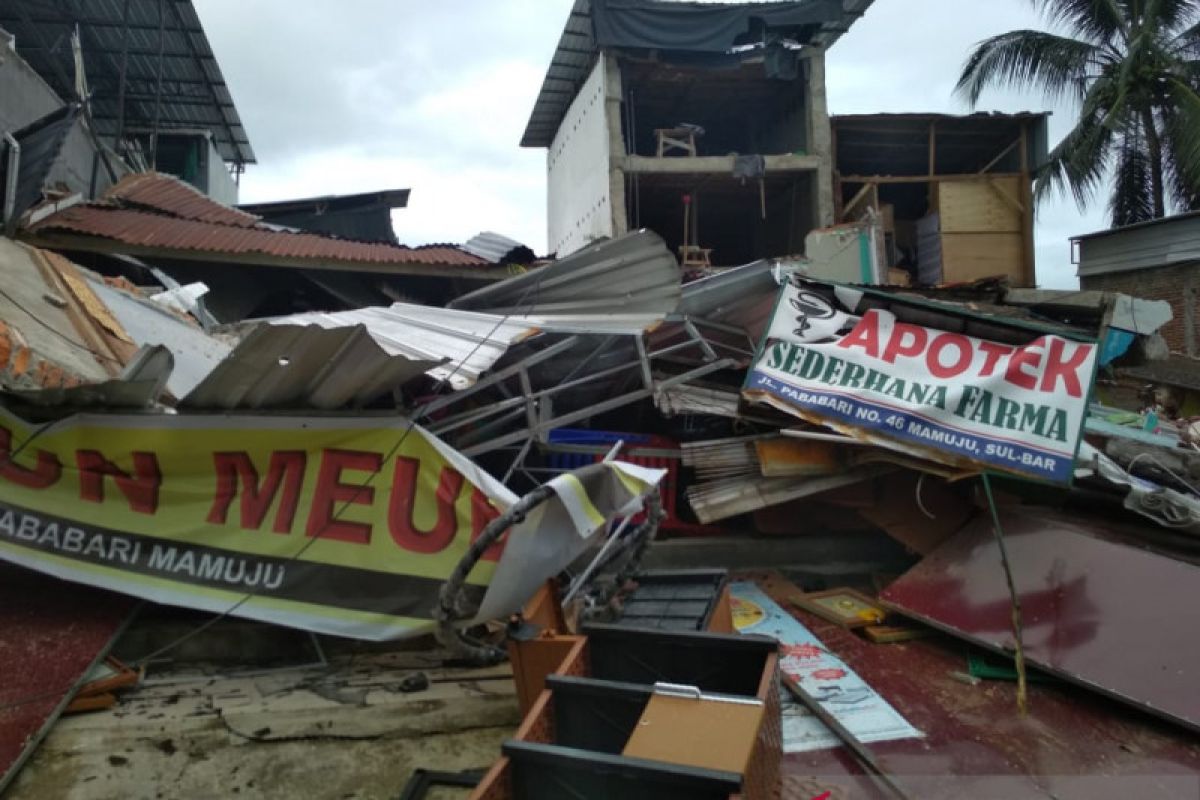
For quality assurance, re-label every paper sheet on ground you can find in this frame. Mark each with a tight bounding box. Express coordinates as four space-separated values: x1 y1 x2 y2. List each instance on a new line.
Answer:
731 581 921 753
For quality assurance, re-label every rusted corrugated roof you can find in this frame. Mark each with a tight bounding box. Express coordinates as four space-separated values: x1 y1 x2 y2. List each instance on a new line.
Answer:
23 173 491 273
102 173 261 228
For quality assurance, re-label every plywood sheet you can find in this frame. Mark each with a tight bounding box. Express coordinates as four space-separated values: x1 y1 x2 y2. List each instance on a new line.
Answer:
880 510 1200 734
937 178 1022 234
941 233 1024 284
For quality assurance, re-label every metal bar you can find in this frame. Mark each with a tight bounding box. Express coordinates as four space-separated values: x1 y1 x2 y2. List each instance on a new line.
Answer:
519 368 538 434
164 0 243 168
501 438 533 484
113 0 130 153
654 358 738 392
2 133 20 234
463 389 653 457
149 0 166 169
454 407 529 450
418 336 578 416
562 514 635 607
781 674 910 800
427 396 525 435
683 319 719 362
634 335 654 391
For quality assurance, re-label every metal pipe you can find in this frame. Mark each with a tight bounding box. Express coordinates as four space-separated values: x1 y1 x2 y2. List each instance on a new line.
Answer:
3 132 20 234
113 0 131 154
149 0 166 169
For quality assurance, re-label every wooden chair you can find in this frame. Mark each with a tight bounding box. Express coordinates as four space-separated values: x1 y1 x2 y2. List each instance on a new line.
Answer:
656 127 699 157
678 245 713 268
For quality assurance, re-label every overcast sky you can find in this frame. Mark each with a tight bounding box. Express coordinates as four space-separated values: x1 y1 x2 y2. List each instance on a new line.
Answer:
194 0 1109 289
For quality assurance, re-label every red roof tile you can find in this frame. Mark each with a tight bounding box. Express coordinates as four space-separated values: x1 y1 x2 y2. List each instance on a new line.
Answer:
102 173 262 228
26 173 491 271
29 206 487 268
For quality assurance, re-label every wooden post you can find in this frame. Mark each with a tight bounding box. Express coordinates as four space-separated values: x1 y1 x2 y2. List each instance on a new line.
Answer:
928 122 937 177
1018 123 1036 287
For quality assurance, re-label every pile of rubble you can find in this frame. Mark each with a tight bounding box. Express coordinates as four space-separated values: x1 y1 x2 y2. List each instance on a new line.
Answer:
2 174 1199 799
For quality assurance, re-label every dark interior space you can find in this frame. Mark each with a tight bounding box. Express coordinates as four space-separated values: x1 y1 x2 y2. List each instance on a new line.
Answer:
621 59 808 157
629 172 814 267
834 114 1041 177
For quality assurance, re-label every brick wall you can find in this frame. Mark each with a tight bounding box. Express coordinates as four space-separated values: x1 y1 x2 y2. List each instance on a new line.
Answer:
1081 262 1200 355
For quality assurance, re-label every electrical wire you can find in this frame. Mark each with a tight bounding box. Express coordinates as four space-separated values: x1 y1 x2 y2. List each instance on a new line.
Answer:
0 272 553 713
0 286 126 367
127 275 551 668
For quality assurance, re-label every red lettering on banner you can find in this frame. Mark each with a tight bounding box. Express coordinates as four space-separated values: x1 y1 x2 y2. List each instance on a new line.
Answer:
76 450 161 514
207 451 306 533
836 310 881 357
977 341 1014 377
926 333 973 379
1004 342 1043 391
881 323 927 364
388 456 464 554
0 426 61 489
1040 338 1091 398
305 449 381 544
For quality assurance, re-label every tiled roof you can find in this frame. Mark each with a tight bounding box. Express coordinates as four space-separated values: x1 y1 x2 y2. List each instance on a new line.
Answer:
25 173 491 273
103 173 261 228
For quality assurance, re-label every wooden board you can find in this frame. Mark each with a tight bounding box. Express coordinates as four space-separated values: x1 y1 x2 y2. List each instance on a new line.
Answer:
940 233 1024 284
623 693 763 775
881 509 1200 734
937 178 1022 234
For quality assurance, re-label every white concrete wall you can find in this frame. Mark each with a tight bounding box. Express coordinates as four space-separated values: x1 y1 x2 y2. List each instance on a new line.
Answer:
202 136 239 205
547 55 613 256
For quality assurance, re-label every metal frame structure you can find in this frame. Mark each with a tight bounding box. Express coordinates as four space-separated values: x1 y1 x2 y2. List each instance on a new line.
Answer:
418 312 757 486
1 0 255 171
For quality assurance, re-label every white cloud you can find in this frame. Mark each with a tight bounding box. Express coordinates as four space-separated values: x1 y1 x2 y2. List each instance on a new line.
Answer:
198 0 1116 284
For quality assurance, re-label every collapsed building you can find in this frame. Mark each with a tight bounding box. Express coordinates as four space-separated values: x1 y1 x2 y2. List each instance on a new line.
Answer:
1 1 1200 799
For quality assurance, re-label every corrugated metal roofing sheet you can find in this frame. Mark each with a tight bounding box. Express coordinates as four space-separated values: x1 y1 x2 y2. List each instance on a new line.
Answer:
31 206 487 267
25 174 492 272
462 231 529 263
268 304 541 391
180 324 436 410
450 229 681 317
0 0 255 164
85 274 231 398
522 0 876 148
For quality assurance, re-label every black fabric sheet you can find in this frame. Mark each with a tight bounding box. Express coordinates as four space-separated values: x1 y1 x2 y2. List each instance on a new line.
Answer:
591 0 843 54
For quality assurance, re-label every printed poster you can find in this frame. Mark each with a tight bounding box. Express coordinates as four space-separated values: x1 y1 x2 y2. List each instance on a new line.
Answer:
731 581 920 753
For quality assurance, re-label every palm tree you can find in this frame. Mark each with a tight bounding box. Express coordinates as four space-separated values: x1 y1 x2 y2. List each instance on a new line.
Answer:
957 0 1200 226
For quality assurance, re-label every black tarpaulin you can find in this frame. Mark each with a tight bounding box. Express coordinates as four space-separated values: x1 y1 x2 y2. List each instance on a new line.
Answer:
591 0 843 54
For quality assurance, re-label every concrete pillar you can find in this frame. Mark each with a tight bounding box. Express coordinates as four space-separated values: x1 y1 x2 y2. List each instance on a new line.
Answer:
604 52 629 238
806 49 835 228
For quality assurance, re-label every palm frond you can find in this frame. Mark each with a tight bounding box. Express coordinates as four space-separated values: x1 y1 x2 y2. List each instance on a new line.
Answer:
1109 132 1157 224
956 30 1101 106
1035 106 1115 210
1144 0 1200 35
1160 77 1200 205
1037 0 1128 43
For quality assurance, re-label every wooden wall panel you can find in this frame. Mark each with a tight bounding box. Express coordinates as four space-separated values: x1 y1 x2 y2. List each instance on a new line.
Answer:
941 233 1024 284
937 178 1022 234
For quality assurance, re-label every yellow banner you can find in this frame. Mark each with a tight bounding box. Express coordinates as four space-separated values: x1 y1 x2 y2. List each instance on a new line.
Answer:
0 406 520 640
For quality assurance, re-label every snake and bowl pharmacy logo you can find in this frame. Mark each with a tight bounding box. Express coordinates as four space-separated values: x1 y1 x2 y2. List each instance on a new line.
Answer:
731 595 766 631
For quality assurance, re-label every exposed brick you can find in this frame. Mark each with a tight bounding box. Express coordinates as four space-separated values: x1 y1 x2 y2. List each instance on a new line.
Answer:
1081 264 1200 354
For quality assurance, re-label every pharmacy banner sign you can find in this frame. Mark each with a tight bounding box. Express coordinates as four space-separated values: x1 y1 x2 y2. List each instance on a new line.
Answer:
0 407 662 640
743 280 1097 484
